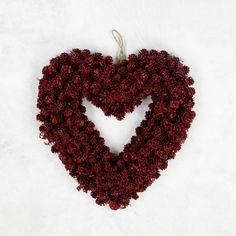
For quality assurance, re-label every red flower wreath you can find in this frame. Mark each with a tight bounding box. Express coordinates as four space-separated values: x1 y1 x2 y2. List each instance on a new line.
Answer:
37 48 195 210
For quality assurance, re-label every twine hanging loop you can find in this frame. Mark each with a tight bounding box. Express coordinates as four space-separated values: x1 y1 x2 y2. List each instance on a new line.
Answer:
112 29 126 63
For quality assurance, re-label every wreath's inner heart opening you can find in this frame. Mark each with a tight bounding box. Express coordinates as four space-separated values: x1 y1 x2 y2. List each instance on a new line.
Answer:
83 96 152 154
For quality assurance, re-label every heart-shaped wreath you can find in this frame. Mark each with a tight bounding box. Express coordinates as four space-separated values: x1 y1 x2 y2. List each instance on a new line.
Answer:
37 30 195 210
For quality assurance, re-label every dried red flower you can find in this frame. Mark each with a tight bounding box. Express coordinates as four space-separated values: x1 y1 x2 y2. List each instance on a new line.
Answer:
37 48 195 210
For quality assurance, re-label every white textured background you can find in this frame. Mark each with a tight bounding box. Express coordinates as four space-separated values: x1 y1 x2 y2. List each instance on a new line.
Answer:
0 0 236 235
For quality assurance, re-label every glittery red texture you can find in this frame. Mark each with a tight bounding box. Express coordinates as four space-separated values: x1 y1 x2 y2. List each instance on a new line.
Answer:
37 48 195 210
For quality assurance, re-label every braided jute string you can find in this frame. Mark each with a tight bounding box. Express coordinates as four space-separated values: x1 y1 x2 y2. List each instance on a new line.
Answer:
112 29 126 63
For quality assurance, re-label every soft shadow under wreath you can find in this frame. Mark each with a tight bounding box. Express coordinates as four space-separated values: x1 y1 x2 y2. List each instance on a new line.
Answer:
36 30 195 210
